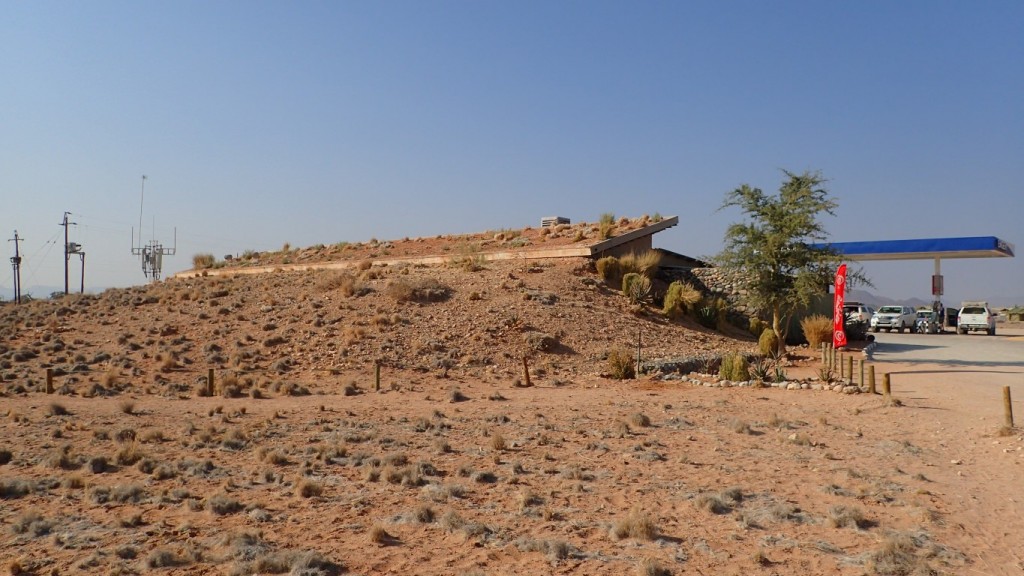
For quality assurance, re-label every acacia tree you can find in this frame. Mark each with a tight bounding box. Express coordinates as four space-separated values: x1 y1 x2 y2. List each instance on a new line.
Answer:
716 170 864 353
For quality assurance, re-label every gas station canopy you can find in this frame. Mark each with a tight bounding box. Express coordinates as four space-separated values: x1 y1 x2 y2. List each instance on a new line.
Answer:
815 236 1015 261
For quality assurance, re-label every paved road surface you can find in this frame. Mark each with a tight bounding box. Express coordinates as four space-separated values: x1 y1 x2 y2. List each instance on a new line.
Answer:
869 326 1024 368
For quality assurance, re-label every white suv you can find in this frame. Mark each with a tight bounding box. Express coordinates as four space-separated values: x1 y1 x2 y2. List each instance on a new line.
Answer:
870 305 917 333
843 302 875 323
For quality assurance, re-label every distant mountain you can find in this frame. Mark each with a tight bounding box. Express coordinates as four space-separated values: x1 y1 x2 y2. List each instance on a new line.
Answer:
846 289 930 309
845 289 1023 310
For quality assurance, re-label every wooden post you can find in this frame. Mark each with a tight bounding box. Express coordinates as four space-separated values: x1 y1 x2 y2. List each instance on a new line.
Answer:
858 359 864 388
831 346 837 370
847 355 854 385
46 368 54 394
522 356 532 388
375 361 381 392
1004 386 1014 428
821 342 827 365
207 368 215 397
869 365 876 394
636 326 642 377
839 353 845 380
883 373 891 397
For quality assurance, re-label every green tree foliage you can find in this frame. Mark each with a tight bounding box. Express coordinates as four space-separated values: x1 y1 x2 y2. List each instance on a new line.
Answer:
715 170 867 353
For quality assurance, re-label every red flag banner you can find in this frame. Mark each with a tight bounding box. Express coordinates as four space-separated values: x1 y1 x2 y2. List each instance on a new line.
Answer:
833 263 847 348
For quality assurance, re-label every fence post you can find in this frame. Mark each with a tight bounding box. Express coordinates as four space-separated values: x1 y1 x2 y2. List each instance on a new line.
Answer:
847 355 854 385
821 342 827 365
839 353 845 380
869 365 876 394
1004 386 1014 428
522 356 532 388
883 373 891 397
207 369 215 397
46 368 54 394
375 361 381 392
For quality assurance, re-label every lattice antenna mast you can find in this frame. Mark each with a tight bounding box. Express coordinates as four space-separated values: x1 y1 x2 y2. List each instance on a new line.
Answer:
130 175 177 281
8 230 23 304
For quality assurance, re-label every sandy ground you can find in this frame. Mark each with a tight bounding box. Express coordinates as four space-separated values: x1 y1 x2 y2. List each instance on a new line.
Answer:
2 347 1021 575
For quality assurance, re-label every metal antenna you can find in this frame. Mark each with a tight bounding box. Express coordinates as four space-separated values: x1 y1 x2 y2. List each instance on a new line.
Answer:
8 230 23 304
130 175 176 281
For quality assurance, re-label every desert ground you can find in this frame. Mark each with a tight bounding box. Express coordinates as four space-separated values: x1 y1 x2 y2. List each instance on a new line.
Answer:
1 225 1021 575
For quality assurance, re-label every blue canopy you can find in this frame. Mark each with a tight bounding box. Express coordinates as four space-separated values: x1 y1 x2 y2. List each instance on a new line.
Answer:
814 236 1014 261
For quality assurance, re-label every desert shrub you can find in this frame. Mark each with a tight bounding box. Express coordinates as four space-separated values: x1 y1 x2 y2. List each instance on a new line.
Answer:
622 273 652 304
192 254 215 269
663 281 702 318
610 508 657 541
319 272 360 296
758 328 780 356
800 314 833 349
599 213 616 239
694 301 718 329
607 349 635 380
387 278 451 303
207 493 244 515
718 353 749 381
296 479 323 498
749 317 767 337
596 256 622 284
618 251 662 278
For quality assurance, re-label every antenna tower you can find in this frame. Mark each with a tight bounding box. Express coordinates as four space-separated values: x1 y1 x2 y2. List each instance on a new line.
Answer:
131 175 177 281
8 230 23 304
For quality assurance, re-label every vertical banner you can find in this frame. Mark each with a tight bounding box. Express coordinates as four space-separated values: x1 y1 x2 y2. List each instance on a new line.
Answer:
833 263 848 348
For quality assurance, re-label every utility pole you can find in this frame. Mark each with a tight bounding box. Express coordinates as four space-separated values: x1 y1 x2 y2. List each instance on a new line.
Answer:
8 230 23 304
60 212 82 296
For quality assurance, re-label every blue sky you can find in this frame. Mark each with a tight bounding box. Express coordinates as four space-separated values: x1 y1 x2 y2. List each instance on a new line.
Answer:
2 1 1022 305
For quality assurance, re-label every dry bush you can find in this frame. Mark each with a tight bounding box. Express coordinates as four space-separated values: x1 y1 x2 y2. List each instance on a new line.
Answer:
490 432 507 451
596 256 621 284
386 278 451 303
758 328 779 355
46 402 70 417
619 251 662 278
663 281 702 318
827 505 868 529
606 349 635 380
118 400 135 415
296 479 323 498
319 272 360 297
637 557 672 576
368 524 390 544
207 493 244 515
192 254 215 269
629 413 651 428
610 508 657 541
800 314 833 349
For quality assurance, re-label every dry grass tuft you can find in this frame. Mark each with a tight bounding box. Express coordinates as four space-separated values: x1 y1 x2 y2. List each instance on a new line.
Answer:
799 314 833 350
296 479 324 498
369 524 391 544
827 505 868 529
610 509 657 541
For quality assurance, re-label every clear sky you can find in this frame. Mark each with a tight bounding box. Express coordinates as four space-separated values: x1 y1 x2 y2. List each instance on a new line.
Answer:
2 1 1022 305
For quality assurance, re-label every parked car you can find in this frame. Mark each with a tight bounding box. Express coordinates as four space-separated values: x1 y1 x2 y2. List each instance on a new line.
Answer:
957 301 997 335
914 310 941 334
843 302 875 324
870 305 917 333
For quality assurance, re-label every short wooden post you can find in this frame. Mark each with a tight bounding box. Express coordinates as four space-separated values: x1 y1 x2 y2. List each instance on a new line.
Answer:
858 359 864 388
45 368 54 394
846 355 853 385
821 343 827 365
1004 386 1014 428
869 365 876 394
839 354 845 380
522 356 532 388
830 345 836 369
374 361 381 391
882 373 891 397
207 368 215 397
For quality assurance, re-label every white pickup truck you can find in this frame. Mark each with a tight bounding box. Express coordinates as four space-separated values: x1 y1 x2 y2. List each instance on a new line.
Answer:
957 301 997 335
